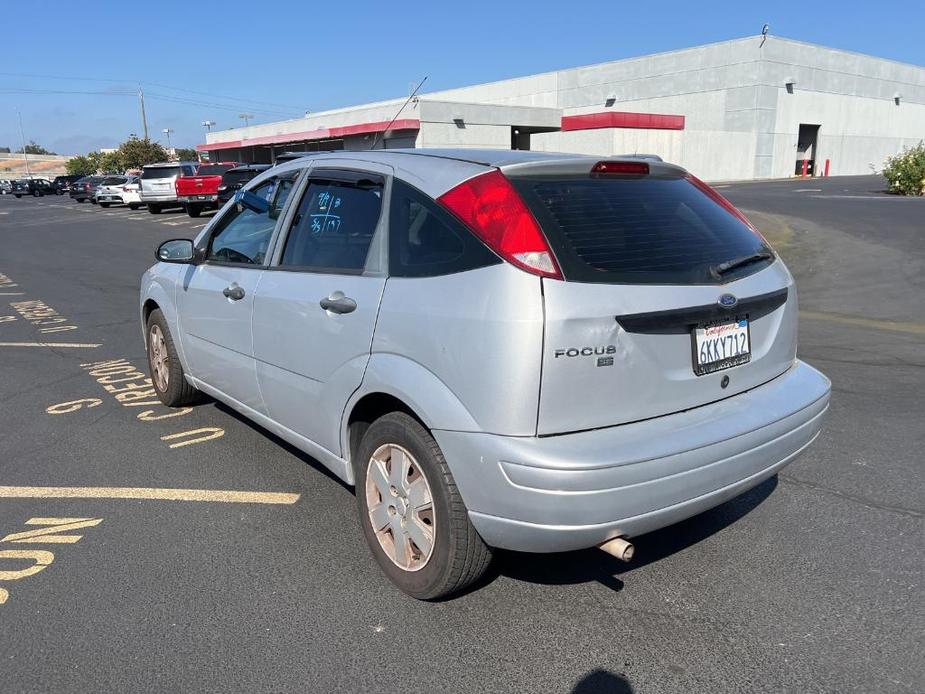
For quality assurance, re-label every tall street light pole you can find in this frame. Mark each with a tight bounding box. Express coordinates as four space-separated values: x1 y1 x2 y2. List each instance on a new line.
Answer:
239 113 254 127
17 109 31 178
138 86 149 140
162 128 173 151
202 120 216 132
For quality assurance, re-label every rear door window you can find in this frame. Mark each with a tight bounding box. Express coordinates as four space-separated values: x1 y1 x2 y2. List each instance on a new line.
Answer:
279 172 383 273
511 174 772 284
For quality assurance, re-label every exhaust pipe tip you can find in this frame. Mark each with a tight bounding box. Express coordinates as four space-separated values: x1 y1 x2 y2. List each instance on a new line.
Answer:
599 537 634 562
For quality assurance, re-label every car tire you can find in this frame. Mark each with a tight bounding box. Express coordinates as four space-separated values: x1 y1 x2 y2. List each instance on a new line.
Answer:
76 198 85 203
148 204 162 214
99 202 110 208
145 308 200 407
33 190 40 197
187 204 201 218
14 194 21 198
354 412 492 600
129 204 140 211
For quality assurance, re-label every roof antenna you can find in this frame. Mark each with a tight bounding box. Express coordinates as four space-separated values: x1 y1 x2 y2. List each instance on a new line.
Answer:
370 76 427 150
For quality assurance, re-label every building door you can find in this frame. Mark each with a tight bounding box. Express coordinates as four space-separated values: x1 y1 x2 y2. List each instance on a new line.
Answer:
795 124 820 175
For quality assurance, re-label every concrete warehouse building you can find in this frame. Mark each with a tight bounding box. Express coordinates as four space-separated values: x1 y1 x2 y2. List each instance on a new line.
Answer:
197 35 925 181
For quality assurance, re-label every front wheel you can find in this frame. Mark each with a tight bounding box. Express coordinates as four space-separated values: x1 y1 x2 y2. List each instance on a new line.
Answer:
99 202 110 208
33 190 41 197
354 412 492 600
128 203 140 211
147 204 161 214
14 194 21 198
146 308 200 407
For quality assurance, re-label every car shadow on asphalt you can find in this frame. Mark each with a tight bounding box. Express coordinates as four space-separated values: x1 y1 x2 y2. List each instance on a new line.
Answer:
211 401 353 491
487 476 778 595
572 669 634 693
212 399 777 599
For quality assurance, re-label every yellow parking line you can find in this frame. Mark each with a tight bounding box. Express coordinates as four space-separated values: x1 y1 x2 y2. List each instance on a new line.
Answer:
0 486 300 505
0 342 101 348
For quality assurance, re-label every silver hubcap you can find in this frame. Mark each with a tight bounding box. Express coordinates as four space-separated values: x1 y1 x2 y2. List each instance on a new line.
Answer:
365 443 435 572
148 324 169 392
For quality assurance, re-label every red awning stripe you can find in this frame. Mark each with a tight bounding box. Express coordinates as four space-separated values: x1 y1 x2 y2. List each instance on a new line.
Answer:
197 118 420 152
561 111 685 131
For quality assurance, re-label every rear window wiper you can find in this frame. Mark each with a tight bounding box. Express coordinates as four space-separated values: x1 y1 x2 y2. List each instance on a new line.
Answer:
710 251 773 279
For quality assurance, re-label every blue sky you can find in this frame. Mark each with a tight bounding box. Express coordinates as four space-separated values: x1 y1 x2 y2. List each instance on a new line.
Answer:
1 0 923 155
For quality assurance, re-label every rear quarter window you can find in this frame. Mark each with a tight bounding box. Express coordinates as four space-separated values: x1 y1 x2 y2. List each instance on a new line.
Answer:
512 175 771 285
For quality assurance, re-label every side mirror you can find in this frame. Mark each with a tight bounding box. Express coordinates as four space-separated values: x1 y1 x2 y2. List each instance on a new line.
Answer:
233 189 269 214
156 238 196 264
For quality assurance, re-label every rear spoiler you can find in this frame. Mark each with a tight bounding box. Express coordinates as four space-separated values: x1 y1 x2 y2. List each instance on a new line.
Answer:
499 156 684 178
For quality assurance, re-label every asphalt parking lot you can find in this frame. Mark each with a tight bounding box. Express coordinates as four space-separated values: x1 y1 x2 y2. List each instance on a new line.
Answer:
0 177 922 693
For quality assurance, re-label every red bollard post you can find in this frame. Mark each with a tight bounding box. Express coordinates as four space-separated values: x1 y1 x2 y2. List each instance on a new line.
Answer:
824 159 830 177
801 159 808 177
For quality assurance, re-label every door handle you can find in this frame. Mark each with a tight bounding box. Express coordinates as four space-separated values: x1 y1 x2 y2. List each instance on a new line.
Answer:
319 293 357 314
222 284 245 301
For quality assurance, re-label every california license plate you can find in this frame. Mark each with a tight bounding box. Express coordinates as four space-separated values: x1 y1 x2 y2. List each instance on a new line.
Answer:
692 318 750 375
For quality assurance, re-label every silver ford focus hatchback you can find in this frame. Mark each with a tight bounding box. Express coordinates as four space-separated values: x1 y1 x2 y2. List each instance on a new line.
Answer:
140 149 831 599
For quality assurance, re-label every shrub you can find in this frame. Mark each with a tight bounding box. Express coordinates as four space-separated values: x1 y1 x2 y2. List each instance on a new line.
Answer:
882 142 925 196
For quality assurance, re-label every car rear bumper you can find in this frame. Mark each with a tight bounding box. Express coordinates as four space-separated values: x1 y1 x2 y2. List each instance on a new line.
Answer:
97 194 123 203
434 359 831 553
177 195 218 203
140 193 179 203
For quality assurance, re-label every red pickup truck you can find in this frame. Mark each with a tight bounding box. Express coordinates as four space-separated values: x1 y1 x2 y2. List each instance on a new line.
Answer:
175 162 241 217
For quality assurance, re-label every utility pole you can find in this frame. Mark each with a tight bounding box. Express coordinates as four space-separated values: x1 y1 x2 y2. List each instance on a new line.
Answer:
202 120 216 132
162 128 174 151
239 113 254 127
17 109 31 178
138 86 149 140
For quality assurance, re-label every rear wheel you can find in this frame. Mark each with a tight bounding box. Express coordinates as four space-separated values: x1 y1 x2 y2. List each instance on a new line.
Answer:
14 194 21 198
145 308 200 407
129 203 140 211
76 198 85 203
147 204 162 214
99 202 110 208
186 204 202 218
33 190 40 197
354 412 492 600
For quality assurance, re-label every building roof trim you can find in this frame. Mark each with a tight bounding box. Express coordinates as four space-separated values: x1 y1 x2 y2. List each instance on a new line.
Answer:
197 118 420 152
561 111 685 131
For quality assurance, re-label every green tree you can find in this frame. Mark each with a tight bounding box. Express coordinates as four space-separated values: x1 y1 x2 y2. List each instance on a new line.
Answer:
117 138 168 170
65 155 95 177
174 147 199 162
16 140 56 155
98 151 123 174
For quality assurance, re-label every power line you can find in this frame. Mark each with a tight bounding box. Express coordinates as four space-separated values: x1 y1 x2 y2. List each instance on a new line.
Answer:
0 70 305 111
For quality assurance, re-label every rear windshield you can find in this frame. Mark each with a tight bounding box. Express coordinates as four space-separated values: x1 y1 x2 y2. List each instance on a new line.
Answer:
196 164 235 176
512 174 772 285
222 169 260 184
141 166 182 180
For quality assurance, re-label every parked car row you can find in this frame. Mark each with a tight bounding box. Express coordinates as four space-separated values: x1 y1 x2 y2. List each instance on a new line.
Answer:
15 162 271 216
2 175 82 197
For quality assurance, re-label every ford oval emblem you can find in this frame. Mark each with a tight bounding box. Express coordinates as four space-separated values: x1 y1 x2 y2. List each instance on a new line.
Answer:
718 293 738 309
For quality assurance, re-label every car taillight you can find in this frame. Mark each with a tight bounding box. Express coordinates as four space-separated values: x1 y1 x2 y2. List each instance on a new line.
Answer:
437 170 562 280
686 174 768 243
